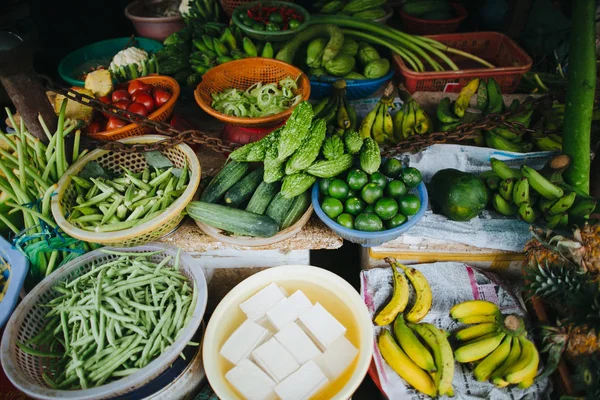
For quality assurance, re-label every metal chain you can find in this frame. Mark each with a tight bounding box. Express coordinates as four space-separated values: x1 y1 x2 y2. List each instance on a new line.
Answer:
48 83 556 156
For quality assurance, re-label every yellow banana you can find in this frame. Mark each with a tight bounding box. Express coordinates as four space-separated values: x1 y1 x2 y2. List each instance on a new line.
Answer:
454 78 480 118
393 108 405 141
374 265 409 326
393 314 436 372
401 101 416 137
455 322 499 342
383 105 394 143
372 104 387 144
450 300 499 320
505 336 539 384
378 330 437 397
392 260 432 323
455 332 506 363
458 314 499 324
474 335 512 381
414 105 429 134
491 334 522 387
359 106 377 139
411 323 455 396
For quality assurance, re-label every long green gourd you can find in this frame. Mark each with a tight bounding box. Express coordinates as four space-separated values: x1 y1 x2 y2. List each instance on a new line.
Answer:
562 0 596 193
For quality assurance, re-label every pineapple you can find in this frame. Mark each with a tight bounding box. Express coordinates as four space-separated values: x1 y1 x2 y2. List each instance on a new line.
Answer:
84 69 113 98
524 262 585 303
54 87 94 126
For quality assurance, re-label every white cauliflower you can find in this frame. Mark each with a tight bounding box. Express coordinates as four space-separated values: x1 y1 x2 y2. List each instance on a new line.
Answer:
109 47 149 73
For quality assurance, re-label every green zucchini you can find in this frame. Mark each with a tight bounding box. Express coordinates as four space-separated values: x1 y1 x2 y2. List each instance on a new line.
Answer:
246 181 280 214
186 201 279 237
563 0 596 193
265 192 295 228
200 161 249 203
280 191 311 230
224 167 264 208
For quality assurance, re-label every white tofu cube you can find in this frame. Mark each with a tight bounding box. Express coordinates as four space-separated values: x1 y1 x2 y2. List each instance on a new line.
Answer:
226 359 278 400
298 303 347 350
274 360 329 400
220 319 271 365
252 337 300 383
275 322 321 365
266 290 313 330
313 336 358 381
240 283 287 321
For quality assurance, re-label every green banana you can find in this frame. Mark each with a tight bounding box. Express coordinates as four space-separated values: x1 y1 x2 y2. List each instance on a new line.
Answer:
493 194 517 216
437 97 460 123
359 105 378 139
217 55 234 64
484 131 528 153
220 28 238 51
393 108 405 141
337 98 351 130
439 121 461 132
521 165 564 200
402 101 417 137
513 177 530 205
323 96 340 125
533 135 562 151
548 133 563 144
490 158 521 180
507 99 520 112
486 175 502 191
545 213 563 229
193 39 210 52
383 104 395 141
492 107 533 140
568 198 598 218
559 213 569 227
313 97 329 117
213 37 229 57
372 104 387 144
230 50 246 60
538 198 554 213
202 35 215 51
518 203 538 223
476 80 489 112
547 192 577 215
499 179 515 202
242 37 258 57
261 42 274 58
347 103 358 132
486 79 504 114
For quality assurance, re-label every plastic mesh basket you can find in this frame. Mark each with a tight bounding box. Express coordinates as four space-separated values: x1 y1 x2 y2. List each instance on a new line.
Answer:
51 135 201 247
194 58 310 127
88 76 180 141
394 32 532 94
0 244 207 400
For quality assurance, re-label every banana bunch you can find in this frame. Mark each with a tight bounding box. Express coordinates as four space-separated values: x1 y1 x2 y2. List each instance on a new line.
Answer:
359 95 396 144
484 157 597 228
451 300 540 388
375 258 452 397
392 99 432 142
190 24 274 75
313 79 357 135
181 0 221 22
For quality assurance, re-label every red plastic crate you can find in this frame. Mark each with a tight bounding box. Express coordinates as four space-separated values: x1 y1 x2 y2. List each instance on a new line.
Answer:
394 32 532 94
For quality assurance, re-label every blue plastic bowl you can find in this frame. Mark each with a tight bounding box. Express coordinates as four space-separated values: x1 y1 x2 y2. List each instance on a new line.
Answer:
58 37 163 87
311 179 428 247
0 236 29 329
309 69 395 100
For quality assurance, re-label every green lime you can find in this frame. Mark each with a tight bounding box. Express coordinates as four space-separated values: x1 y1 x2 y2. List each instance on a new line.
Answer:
347 169 369 191
386 213 408 229
364 204 375 213
252 22 265 30
385 180 408 198
381 158 403 178
361 183 383 204
269 13 284 23
370 171 388 189
266 22 281 31
319 178 332 196
345 197 365 216
321 197 343 219
354 212 383 232
288 18 301 29
336 213 354 229
398 194 421 216
401 167 422 188
374 198 399 220
328 179 350 199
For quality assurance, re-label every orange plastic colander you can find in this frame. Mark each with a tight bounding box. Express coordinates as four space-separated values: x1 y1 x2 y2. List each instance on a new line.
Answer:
194 58 310 128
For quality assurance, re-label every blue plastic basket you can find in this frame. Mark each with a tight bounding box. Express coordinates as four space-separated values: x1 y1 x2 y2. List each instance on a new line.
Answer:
0 235 28 329
58 37 163 87
311 179 428 247
309 69 395 100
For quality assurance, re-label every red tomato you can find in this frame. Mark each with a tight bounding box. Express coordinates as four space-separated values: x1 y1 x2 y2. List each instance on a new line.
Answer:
128 80 151 95
127 102 148 117
111 90 130 103
153 89 172 108
113 100 131 111
106 117 127 131
133 92 155 112
87 121 104 134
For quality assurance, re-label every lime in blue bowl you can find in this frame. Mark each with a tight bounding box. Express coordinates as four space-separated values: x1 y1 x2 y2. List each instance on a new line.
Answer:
58 37 163 87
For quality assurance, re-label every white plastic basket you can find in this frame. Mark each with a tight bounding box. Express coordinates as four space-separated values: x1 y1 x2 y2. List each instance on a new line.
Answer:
0 244 208 400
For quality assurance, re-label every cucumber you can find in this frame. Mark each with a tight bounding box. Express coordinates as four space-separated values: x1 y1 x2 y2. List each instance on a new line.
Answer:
266 192 295 228
246 180 279 215
280 191 311 230
403 0 451 17
200 161 249 203
186 201 279 238
224 167 264 208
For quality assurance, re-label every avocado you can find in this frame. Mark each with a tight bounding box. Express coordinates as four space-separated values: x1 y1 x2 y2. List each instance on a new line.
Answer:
429 169 488 221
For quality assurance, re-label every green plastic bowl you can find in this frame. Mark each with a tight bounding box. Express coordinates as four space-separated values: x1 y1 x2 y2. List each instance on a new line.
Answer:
232 1 310 42
58 37 163 87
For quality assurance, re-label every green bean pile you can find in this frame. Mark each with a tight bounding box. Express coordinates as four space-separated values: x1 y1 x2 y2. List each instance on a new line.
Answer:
17 249 198 390
67 163 189 233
